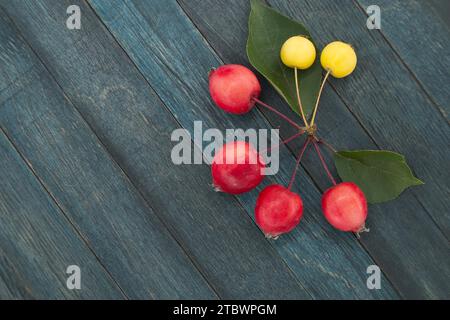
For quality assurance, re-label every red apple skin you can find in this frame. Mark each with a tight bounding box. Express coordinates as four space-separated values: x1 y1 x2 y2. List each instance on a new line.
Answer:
212 141 265 194
255 184 304 238
209 64 261 114
321 182 368 232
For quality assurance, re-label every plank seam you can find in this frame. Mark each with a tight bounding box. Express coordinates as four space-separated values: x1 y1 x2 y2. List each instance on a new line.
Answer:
352 0 448 122
265 0 450 242
0 10 130 298
0 126 128 299
86 0 313 299
175 0 407 298
7 3 221 299
248 0 449 244
329 80 450 243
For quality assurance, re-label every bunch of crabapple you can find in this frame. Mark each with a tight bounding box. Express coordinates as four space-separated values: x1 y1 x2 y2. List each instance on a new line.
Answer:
208 36 368 239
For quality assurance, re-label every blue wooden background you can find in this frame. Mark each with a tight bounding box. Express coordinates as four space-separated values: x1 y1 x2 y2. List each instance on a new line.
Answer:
0 0 448 299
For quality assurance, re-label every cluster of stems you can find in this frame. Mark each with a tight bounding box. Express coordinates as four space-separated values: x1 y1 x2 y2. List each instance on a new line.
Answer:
252 68 336 190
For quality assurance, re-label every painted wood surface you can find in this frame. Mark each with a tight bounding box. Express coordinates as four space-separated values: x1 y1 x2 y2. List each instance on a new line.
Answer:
0 10 125 299
0 0 448 299
177 0 450 299
270 0 450 237
88 0 399 299
1 0 312 299
0 6 216 299
357 0 450 119
0 131 125 299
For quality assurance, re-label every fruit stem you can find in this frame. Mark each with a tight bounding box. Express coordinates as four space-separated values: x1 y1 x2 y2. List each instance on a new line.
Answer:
287 137 311 190
313 140 337 186
355 225 370 238
294 67 309 128
260 130 304 154
253 98 304 131
316 137 337 153
309 70 331 127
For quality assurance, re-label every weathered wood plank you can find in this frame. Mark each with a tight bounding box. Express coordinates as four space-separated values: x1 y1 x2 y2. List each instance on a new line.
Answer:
0 276 14 299
2 0 310 298
357 0 449 119
88 0 399 299
270 0 450 236
428 0 450 29
177 0 450 298
176 0 379 185
0 132 124 299
0 8 216 299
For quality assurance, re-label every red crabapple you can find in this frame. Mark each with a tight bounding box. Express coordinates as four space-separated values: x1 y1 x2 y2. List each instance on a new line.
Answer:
321 182 368 232
209 64 261 114
211 141 265 194
255 184 304 238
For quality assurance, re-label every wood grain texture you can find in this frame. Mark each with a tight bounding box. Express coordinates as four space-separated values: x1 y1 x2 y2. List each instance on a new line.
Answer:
270 0 450 237
357 0 450 119
177 0 450 298
0 133 124 299
88 0 399 299
1 0 448 299
0 7 216 299
2 0 311 299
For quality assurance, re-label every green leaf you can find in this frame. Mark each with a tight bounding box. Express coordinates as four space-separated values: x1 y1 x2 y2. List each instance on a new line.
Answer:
247 0 322 117
334 150 424 204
